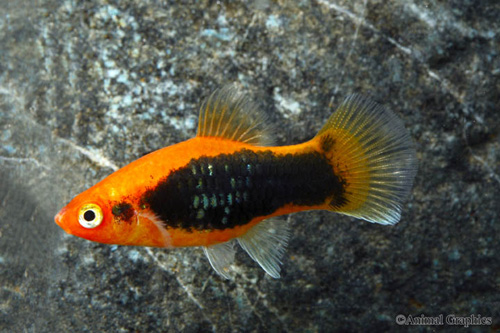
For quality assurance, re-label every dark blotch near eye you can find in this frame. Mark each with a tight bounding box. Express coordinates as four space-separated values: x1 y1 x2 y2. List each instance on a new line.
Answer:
112 202 134 223
84 210 96 221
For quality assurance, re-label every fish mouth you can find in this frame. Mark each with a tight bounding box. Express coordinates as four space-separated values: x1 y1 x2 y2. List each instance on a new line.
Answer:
54 207 68 227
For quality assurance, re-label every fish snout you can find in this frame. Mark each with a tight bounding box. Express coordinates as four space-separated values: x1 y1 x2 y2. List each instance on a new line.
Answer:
55 207 68 227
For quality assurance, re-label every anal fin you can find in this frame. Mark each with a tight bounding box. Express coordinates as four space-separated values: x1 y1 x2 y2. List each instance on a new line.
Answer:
203 241 236 279
237 218 291 278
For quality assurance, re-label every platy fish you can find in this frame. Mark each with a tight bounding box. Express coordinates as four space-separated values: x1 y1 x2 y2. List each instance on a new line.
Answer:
55 87 417 278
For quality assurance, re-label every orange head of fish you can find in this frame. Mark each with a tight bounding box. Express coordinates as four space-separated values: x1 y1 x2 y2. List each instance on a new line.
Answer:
55 180 172 248
55 185 124 244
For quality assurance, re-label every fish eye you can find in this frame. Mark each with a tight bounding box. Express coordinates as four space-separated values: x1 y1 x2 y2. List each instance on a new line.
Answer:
78 203 103 229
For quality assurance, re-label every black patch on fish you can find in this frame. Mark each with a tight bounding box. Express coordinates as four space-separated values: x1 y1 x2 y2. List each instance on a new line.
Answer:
320 134 335 152
143 149 346 231
112 202 134 222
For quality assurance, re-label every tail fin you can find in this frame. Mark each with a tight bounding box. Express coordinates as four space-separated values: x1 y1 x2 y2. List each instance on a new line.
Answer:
315 95 417 225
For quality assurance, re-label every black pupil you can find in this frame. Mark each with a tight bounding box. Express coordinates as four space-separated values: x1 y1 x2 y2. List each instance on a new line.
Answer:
84 210 96 222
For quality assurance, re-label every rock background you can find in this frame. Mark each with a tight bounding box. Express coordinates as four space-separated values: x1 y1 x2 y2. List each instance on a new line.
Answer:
1 0 499 331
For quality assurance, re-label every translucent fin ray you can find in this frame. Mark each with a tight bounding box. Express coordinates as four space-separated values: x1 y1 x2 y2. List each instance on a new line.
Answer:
237 218 291 278
196 86 274 146
203 241 236 279
316 94 417 225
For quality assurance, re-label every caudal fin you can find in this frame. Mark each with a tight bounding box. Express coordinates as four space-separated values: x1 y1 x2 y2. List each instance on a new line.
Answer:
315 95 417 225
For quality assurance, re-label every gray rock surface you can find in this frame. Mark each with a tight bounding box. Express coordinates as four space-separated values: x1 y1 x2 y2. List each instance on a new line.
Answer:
1 0 499 331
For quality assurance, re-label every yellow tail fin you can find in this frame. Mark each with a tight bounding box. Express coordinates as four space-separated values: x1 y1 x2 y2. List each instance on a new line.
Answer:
315 95 417 225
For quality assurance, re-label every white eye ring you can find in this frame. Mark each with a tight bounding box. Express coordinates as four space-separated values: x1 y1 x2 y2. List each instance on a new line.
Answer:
78 203 104 229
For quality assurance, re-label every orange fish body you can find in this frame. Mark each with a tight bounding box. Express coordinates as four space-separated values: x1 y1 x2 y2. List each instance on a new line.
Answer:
55 87 417 278
57 138 321 248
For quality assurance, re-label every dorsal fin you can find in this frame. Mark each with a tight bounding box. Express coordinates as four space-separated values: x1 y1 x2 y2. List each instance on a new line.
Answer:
196 86 274 146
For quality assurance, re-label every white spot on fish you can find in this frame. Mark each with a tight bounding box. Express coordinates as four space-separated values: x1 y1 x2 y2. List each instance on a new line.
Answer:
210 194 218 207
193 195 200 209
202 194 209 210
219 193 225 205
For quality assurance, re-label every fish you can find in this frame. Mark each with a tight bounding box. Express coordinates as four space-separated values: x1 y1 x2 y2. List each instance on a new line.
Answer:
55 86 417 279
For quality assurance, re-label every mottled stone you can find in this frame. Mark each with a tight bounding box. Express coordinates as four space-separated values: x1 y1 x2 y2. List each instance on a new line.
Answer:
1 0 499 331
